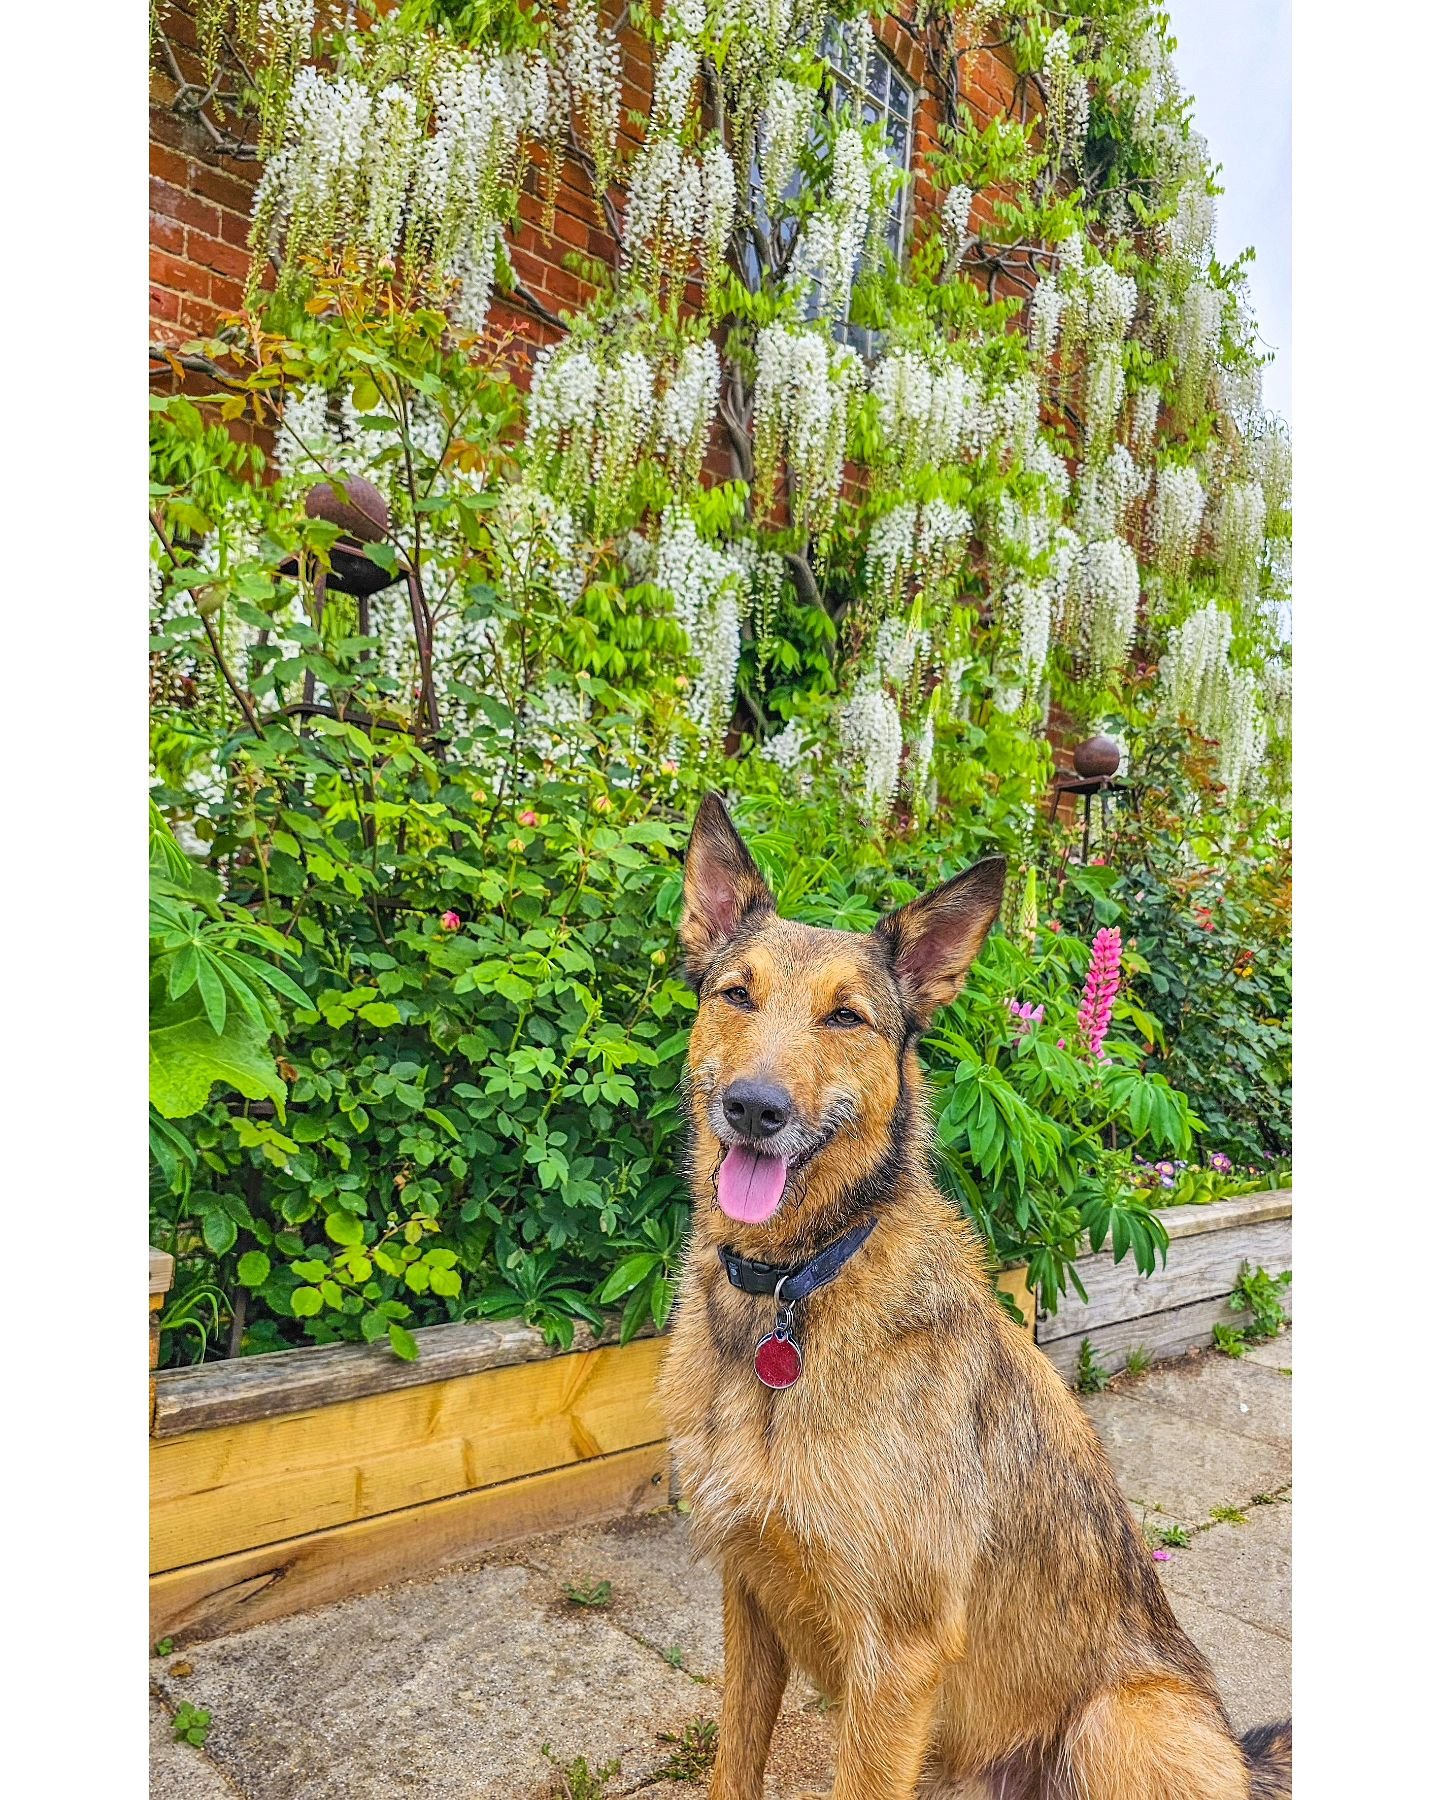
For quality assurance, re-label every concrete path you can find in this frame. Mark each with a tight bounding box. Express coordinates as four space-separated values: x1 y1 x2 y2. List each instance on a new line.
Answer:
151 1333 1291 1798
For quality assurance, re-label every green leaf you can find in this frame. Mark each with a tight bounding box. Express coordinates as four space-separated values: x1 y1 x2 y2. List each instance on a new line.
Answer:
237 1251 271 1287
598 1253 659 1304
195 955 228 1036
149 989 285 1120
387 1322 419 1361
201 1208 237 1257
618 1280 653 1345
650 1274 675 1332
324 1211 365 1247
290 1285 323 1317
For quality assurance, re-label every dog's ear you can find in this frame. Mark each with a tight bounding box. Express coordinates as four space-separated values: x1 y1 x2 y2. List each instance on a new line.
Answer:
873 856 1007 1025
679 793 776 987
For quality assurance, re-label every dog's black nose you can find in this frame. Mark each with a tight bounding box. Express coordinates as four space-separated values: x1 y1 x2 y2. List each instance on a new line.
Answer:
722 1079 793 1141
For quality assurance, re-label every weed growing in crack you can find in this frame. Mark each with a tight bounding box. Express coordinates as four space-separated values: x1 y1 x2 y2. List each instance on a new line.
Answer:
541 1747 620 1798
564 1578 613 1609
657 1718 719 1780
1075 1338 1110 1394
171 1702 211 1747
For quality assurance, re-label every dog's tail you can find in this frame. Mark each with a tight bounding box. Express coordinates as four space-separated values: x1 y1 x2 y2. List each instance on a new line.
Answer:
1241 1719 1292 1797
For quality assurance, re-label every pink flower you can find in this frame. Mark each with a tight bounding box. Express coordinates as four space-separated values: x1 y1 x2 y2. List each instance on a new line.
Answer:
440 911 461 931
1008 999 1044 1043
518 810 539 827
1152 1549 1172 1562
1076 926 1123 1062
1056 1038 1066 1051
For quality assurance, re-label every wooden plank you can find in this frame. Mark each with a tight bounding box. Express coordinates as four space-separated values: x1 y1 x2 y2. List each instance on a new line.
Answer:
149 1442 668 1644
153 1312 658 1438
1152 1189 1291 1243
1037 1215 1291 1344
150 1335 667 1572
1041 1279 1295 1383
150 1246 175 1298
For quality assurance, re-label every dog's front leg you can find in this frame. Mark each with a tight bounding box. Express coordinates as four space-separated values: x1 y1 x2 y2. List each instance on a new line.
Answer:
709 1563 789 1800
826 1646 945 1800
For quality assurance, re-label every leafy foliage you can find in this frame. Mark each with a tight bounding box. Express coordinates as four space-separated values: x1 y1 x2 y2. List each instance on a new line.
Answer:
147 1 1291 1365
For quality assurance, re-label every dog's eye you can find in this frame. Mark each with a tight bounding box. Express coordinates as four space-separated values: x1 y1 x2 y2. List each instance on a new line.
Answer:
827 1006 865 1029
719 985 753 1009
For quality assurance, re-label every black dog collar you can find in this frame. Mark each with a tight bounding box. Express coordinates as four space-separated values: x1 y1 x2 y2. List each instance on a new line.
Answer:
718 1215 879 1304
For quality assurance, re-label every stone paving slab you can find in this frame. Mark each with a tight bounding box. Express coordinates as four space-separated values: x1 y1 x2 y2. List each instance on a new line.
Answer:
148 1338 1290 1797
1166 1591 1292 1736
150 1560 704 1800
1082 1390 1290 1525
1159 1501 1292 1639
522 1508 726 1678
1112 1352 1291 1446
150 1695 246 1800
1241 1329 1293 1371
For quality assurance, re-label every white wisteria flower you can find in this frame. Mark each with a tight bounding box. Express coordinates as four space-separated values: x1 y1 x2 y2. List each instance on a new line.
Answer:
657 339 722 487
1076 537 1141 679
752 325 861 534
655 508 745 746
839 679 903 815
759 77 815 214
1212 478 1267 601
1147 463 1207 580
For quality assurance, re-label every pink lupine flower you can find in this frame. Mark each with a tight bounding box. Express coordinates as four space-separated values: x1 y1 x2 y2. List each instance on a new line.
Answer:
1008 999 1044 1043
440 911 461 932
1076 926 1123 1062
518 810 539 827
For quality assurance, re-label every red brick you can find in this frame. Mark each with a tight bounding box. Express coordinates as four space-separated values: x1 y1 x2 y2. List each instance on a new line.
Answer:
190 162 257 215
190 232 249 280
171 191 221 238
150 214 185 257
150 285 181 324
150 143 192 188
203 270 247 314
216 206 254 249
151 249 199 294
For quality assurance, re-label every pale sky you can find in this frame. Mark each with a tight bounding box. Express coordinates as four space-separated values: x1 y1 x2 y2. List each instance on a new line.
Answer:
1164 0 1292 423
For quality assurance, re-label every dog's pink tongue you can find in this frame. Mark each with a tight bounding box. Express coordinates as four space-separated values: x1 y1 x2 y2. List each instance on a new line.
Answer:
716 1144 789 1223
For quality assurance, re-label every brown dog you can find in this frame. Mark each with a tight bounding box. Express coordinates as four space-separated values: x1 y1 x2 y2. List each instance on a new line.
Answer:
656 795 1291 1800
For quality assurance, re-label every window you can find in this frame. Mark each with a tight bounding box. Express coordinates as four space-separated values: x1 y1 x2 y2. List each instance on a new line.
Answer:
823 19 916 357
742 21 917 358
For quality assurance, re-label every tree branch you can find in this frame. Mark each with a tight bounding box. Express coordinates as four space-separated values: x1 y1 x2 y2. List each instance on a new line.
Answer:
149 344 251 389
783 549 824 615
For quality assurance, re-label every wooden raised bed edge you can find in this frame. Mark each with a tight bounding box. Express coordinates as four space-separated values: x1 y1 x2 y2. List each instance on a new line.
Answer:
1037 1188 1292 1381
152 1308 657 1437
150 1273 669 1644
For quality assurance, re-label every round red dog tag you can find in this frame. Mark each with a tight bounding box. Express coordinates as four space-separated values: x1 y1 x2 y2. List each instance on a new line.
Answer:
754 1331 803 1389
